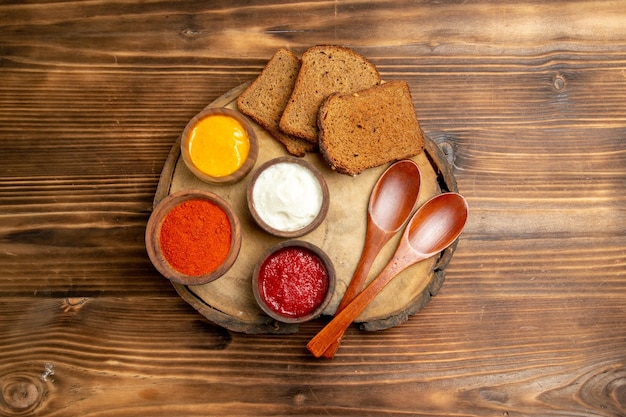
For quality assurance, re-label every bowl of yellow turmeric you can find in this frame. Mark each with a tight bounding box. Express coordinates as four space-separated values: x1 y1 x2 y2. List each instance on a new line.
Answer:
180 107 259 184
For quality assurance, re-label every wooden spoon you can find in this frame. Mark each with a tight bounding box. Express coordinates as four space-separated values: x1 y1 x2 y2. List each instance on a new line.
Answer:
307 192 469 358
321 159 421 358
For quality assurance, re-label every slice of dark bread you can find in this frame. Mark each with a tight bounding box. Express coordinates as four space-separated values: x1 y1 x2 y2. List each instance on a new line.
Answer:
279 45 380 143
318 80 425 176
237 48 315 156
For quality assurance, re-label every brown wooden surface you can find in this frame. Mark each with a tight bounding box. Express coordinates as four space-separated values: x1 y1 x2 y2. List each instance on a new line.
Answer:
1 1 625 416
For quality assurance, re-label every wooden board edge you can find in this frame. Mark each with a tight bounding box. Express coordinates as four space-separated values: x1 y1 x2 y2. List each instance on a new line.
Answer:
172 283 300 335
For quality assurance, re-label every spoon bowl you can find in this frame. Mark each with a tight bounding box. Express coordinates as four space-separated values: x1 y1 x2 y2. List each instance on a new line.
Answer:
407 192 469 257
369 160 422 232
308 192 469 358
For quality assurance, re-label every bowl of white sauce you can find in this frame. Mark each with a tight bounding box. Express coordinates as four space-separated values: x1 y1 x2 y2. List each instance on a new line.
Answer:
247 156 330 238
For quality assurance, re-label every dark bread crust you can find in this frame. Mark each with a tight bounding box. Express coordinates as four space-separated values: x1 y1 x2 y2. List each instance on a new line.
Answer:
318 80 424 176
237 48 315 156
279 45 381 143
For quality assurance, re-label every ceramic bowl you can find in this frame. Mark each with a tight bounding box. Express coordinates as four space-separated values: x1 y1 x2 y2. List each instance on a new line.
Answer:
180 107 259 184
246 156 329 238
145 189 241 285
252 240 336 324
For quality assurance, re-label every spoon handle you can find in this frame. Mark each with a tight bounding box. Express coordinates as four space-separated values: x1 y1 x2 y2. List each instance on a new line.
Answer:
321 226 390 358
337 219 392 315
307 247 419 358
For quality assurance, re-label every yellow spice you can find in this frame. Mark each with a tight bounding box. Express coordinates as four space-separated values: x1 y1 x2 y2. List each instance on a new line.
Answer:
188 115 250 177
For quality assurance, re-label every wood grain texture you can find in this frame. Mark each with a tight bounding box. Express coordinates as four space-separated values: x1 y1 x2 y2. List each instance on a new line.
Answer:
1 0 625 416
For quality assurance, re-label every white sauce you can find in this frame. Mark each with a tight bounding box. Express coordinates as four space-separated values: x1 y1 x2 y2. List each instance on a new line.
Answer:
252 162 323 232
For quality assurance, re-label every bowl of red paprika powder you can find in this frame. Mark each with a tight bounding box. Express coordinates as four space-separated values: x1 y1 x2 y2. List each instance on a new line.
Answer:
252 240 336 324
145 190 241 286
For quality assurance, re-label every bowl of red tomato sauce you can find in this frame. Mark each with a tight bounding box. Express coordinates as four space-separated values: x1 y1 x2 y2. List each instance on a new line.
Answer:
252 240 336 323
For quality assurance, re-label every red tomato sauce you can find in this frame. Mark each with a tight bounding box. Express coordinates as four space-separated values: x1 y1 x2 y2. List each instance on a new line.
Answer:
257 247 329 318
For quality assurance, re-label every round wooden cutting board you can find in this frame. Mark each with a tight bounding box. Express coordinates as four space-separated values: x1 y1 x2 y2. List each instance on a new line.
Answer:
152 83 458 334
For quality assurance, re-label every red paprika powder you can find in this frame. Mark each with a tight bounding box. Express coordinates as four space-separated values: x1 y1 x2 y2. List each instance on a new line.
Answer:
159 198 231 276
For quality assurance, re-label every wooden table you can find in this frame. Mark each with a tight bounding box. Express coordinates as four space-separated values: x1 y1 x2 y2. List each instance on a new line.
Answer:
1 2 625 416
